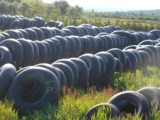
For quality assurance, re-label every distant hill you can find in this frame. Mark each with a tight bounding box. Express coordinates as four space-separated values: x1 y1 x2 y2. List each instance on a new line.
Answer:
84 8 160 18
84 8 160 17
125 9 160 17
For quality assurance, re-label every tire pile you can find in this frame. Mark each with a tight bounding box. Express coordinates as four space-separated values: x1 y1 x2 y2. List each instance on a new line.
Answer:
0 15 160 116
0 15 65 30
0 24 121 41
84 86 160 120
0 38 159 113
0 29 160 68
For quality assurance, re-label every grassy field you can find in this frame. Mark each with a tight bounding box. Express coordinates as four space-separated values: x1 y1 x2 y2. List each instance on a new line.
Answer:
1 66 160 120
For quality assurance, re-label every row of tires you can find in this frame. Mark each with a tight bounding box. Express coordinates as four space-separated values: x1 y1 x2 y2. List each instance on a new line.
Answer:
2 40 160 112
0 25 122 41
0 15 64 30
0 33 159 69
84 86 160 119
0 15 45 30
0 15 23 30
0 25 160 44
0 33 133 68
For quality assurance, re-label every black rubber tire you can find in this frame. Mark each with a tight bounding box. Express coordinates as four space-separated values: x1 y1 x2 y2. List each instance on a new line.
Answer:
1 32 10 39
0 46 13 66
94 36 105 52
54 59 79 85
107 91 151 119
35 41 48 63
112 30 137 45
148 30 160 39
70 58 89 87
123 56 132 72
56 21 64 29
35 63 61 85
40 27 53 39
65 36 77 57
95 56 106 77
142 45 159 66
115 58 123 73
110 34 120 47
50 38 62 60
83 103 120 120
123 50 138 71
54 36 69 57
127 49 142 69
123 45 137 50
81 36 92 54
48 28 57 37
30 41 40 65
18 29 29 39
0 34 5 42
41 41 52 63
33 17 45 27
44 39 57 62
7 66 60 113
25 28 38 40
0 63 16 99
108 48 127 67
65 26 81 36
137 86 160 110
6 29 20 39
95 52 116 75
154 46 160 65
10 19 22 29
79 54 101 84
23 18 31 28
147 33 157 40
0 15 7 30
78 26 89 35
64 38 71 57
50 27 64 36
138 40 156 46
97 36 109 50
45 20 58 27
62 28 73 36
18 38 34 67
137 50 151 68
32 27 45 40
86 36 99 54
35 63 67 87
136 46 154 66
71 36 83 56
0 39 24 68
52 62 74 87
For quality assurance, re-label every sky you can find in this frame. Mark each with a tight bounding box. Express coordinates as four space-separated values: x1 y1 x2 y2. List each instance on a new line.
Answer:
42 0 160 11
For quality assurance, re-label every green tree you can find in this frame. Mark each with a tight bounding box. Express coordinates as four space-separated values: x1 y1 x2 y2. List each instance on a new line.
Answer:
66 5 83 19
53 0 69 15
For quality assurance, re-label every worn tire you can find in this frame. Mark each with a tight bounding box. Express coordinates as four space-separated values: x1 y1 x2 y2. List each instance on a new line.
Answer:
7 66 60 113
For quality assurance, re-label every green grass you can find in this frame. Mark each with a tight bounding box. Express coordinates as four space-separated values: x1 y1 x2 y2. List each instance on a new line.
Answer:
1 66 160 120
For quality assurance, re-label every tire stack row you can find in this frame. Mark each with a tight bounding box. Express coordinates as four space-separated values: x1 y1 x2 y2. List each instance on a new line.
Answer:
0 15 45 30
64 24 122 36
0 30 160 68
0 15 23 30
84 86 160 119
0 25 122 41
10 17 45 29
0 25 159 44
1 39 160 113
0 33 137 68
